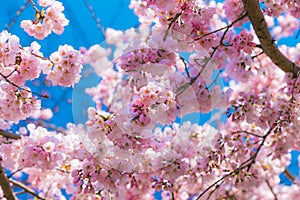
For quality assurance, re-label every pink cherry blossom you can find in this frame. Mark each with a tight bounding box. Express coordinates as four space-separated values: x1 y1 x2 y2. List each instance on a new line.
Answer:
21 0 69 40
1 0 300 200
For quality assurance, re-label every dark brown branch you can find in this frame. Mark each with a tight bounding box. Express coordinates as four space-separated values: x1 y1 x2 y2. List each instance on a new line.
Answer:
266 180 278 200
242 0 300 77
10 179 46 200
192 11 247 43
0 129 21 140
232 130 264 138
8 168 23 179
0 163 17 200
283 168 296 183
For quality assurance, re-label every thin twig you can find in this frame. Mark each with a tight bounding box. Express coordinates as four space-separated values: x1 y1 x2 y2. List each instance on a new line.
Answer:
19 46 54 64
207 182 222 200
15 190 25 195
10 179 46 200
8 168 23 179
232 130 264 138
196 126 274 199
6 0 31 31
206 70 222 89
266 180 278 200
175 45 218 96
191 11 247 43
175 11 247 96
252 51 264 59
29 0 39 12
180 56 191 79
83 0 105 37
163 12 182 41
0 72 49 98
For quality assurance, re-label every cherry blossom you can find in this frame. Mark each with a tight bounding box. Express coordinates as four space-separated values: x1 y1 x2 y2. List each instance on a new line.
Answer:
21 0 69 40
1 0 300 200
46 45 83 87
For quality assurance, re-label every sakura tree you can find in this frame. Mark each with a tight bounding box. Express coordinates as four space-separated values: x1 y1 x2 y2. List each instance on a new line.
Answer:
0 0 300 199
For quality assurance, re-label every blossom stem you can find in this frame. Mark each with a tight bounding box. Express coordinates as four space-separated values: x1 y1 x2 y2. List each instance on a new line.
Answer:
29 0 40 13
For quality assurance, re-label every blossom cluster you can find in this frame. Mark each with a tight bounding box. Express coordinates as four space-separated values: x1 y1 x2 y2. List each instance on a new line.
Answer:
47 44 83 87
1 0 300 199
117 47 177 73
264 0 300 17
0 84 41 123
21 0 69 40
0 30 83 125
0 31 44 123
0 123 85 199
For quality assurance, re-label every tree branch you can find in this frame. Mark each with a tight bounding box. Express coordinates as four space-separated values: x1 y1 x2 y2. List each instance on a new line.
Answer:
10 179 46 200
283 168 296 183
0 163 17 200
242 0 300 77
266 180 278 200
0 129 21 140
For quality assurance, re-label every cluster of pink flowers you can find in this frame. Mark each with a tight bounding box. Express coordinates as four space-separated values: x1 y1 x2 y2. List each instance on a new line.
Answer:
118 47 177 72
85 68 119 110
0 31 20 68
223 0 245 22
1 124 63 169
0 123 86 198
130 97 152 126
264 0 300 17
21 0 69 40
272 13 299 38
0 84 41 123
47 44 83 87
285 0 300 17
0 31 51 86
1 0 300 199
232 30 256 54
